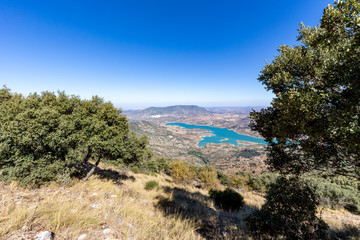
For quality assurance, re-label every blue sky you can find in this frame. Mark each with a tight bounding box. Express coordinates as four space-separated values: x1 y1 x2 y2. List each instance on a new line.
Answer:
0 0 333 109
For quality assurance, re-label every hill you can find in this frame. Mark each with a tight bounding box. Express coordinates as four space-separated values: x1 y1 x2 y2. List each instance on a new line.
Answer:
125 105 211 121
1 163 359 240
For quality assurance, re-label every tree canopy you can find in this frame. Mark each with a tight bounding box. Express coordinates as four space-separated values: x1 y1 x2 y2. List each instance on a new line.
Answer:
0 87 151 187
250 0 360 178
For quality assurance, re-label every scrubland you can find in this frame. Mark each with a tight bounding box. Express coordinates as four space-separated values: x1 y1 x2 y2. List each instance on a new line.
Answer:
1 164 359 240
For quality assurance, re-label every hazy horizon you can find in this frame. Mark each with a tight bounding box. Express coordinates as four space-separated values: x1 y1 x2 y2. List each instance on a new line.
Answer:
119 103 268 111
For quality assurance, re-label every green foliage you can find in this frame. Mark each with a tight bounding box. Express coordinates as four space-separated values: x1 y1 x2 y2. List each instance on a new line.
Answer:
247 173 279 192
130 166 140 173
0 88 151 187
243 172 360 212
250 0 360 178
127 156 169 175
305 174 360 214
216 170 230 186
246 176 331 240
209 188 244 212
144 180 159 190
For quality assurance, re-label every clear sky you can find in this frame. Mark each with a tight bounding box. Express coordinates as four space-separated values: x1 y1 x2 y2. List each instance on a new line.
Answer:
0 0 333 109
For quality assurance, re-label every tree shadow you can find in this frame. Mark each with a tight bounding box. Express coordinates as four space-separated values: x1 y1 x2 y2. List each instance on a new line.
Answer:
155 186 257 239
330 225 360 239
77 162 135 185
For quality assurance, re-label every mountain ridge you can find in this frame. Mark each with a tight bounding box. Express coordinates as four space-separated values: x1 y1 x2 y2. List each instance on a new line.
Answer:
124 105 211 121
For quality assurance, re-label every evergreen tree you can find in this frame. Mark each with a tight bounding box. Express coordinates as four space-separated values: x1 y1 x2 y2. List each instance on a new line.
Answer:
250 0 360 178
0 88 151 187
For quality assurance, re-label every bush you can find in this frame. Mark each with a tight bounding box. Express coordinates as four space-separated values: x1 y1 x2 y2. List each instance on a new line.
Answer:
209 188 244 212
55 170 74 187
305 175 360 213
130 166 140 173
216 170 230 186
197 165 219 188
168 160 194 183
145 180 159 190
247 173 279 192
246 176 331 239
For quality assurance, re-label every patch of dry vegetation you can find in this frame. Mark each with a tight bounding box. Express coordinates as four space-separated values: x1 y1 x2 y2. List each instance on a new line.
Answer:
0 166 359 239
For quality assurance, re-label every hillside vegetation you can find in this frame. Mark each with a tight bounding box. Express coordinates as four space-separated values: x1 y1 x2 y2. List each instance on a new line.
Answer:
1 162 359 240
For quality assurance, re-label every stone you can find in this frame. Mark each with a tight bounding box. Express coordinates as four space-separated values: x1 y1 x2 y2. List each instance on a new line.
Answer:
78 233 87 240
35 231 54 240
103 228 112 234
91 203 101 209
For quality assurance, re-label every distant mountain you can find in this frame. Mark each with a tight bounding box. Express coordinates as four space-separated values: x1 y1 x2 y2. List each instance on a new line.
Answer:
125 105 211 121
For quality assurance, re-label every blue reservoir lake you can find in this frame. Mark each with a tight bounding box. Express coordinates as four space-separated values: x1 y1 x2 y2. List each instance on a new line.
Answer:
166 122 266 147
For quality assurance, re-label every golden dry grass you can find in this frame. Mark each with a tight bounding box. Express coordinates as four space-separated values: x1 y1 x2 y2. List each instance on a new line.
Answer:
0 166 359 240
0 173 200 240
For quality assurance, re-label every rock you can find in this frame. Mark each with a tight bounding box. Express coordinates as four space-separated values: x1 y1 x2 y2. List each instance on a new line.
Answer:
78 233 87 240
35 231 54 240
103 228 112 234
91 203 101 209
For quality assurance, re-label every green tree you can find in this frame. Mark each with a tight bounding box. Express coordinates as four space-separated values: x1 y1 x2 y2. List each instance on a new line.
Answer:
248 1 359 238
250 0 360 178
0 88 151 187
246 176 330 240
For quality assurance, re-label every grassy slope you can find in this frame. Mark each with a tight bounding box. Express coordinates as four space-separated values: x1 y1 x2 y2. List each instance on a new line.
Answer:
0 165 359 240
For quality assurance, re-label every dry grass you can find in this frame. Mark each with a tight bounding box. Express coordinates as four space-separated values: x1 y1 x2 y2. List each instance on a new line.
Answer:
0 172 199 240
1 166 359 239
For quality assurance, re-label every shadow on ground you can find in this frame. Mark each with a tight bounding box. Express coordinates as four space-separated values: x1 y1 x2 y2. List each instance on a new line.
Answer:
155 186 257 240
78 162 135 185
331 225 360 240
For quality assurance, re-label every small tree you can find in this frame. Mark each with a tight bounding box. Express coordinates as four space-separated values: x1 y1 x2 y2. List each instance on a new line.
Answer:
0 88 151 187
246 176 330 239
209 188 244 212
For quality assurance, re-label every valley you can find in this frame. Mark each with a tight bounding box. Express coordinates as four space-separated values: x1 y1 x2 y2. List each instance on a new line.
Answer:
127 105 268 174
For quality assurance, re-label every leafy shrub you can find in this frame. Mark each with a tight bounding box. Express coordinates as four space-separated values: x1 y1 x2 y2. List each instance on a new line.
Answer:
246 176 331 239
216 170 230 186
168 160 194 183
209 188 244 212
305 175 360 214
228 175 247 188
130 166 140 173
247 173 279 192
197 165 219 188
145 180 159 190
0 87 151 187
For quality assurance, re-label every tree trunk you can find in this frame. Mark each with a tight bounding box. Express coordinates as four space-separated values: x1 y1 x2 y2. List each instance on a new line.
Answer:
83 155 101 181
83 147 92 163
